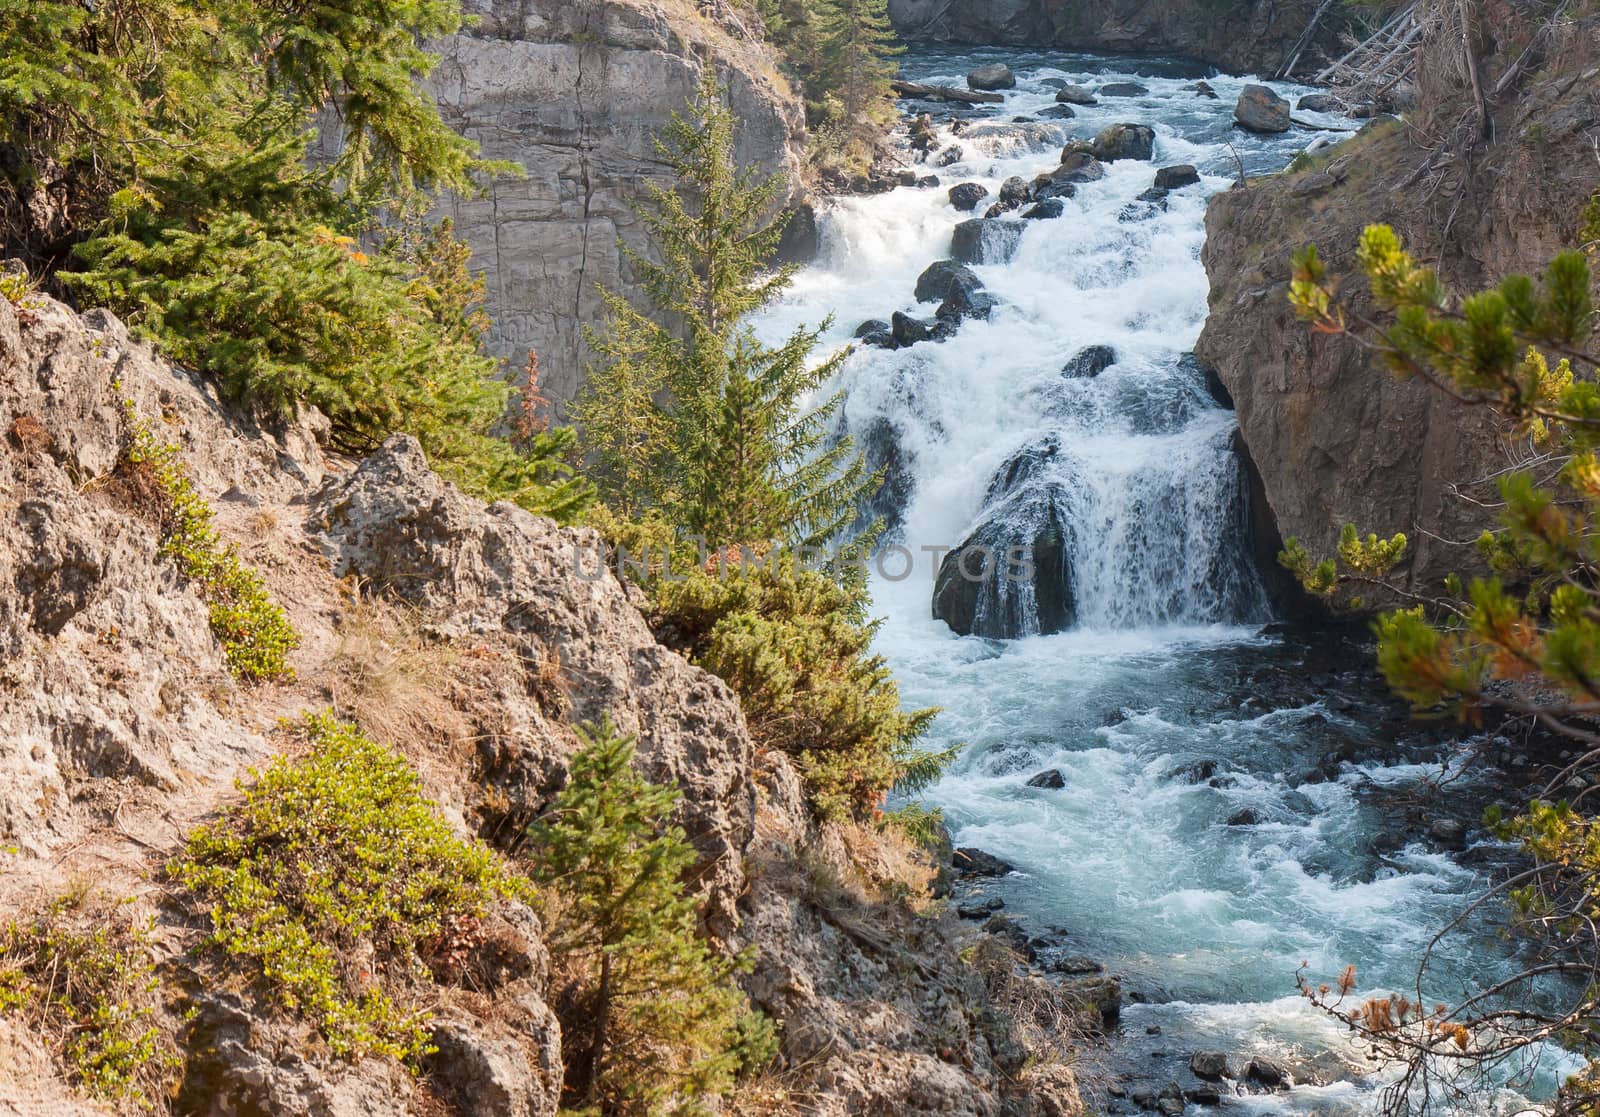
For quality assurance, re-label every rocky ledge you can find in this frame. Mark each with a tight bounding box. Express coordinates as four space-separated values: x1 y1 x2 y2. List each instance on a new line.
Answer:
0 287 1093 1115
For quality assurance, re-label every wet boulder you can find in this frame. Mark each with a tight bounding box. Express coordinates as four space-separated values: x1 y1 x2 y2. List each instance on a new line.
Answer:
952 847 1015 877
1189 79 1219 99
1052 151 1105 183
1062 345 1117 378
933 483 1074 638
1235 84 1291 133
1247 1056 1289 1088
968 63 1016 91
1035 181 1078 203
934 145 964 167
998 175 1031 209
948 182 990 212
891 311 934 347
1190 1051 1232 1080
1297 92 1340 113
934 273 992 321
1092 123 1156 162
1039 103 1076 120
1022 198 1065 220
1154 164 1201 190
914 259 981 304
951 218 1024 265
853 319 889 339
1056 84 1098 106
1027 768 1065 789
1099 81 1149 97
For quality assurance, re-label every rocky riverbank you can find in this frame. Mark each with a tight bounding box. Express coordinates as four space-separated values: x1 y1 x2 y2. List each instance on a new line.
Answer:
1197 5 1600 600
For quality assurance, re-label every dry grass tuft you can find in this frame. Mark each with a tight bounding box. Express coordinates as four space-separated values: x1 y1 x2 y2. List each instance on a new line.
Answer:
326 593 467 755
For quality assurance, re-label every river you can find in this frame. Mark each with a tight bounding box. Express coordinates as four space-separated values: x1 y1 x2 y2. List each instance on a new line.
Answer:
750 45 1569 1115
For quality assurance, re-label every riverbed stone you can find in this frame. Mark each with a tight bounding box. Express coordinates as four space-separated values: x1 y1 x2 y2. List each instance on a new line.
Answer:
1027 768 1066 789
914 259 981 304
1297 92 1340 113
1054 151 1106 182
1093 123 1156 162
1246 1055 1288 1087
1154 164 1201 190
949 182 990 211
953 847 1015 877
1023 198 1066 220
1057 84 1098 105
1235 84 1291 132
1429 818 1468 850
968 63 1017 91
1190 1051 1231 1080
1100 81 1149 97
951 218 1024 265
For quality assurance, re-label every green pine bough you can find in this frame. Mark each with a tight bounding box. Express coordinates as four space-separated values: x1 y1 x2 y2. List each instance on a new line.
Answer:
169 712 521 1063
527 716 775 1116
1284 217 1600 1112
121 398 299 682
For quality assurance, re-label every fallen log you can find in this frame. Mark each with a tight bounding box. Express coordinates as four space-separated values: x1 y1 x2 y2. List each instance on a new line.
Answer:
891 80 1004 105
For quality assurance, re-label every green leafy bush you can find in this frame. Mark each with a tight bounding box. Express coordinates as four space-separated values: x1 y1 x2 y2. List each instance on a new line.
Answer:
654 559 947 820
0 895 180 1111
170 712 519 1062
528 717 774 1116
121 401 299 682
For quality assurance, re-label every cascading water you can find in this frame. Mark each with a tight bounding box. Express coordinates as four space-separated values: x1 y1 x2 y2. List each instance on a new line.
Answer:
750 46 1571 1115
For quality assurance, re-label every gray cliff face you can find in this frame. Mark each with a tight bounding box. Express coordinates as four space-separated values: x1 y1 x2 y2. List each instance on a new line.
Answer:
887 0 1347 75
1197 16 1600 602
427 0 807 410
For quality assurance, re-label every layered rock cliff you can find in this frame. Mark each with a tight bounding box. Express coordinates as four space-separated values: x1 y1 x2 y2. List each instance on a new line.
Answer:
425 0 807 410
1197 6 1600 600
0 287 1087 1116
887 0 1348 75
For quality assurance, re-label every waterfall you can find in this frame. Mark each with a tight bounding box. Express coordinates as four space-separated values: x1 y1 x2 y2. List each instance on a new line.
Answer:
749 46 1564 1115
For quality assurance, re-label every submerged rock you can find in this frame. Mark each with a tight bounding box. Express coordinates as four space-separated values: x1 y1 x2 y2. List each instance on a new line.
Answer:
1062 345 1118 378
1023 198 1065 220
1099 81 1149 97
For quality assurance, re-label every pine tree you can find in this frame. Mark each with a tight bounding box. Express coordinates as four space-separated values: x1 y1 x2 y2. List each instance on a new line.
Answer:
812 0 902 169
576 71 873 550
2 0 590 520
528 718 771 1116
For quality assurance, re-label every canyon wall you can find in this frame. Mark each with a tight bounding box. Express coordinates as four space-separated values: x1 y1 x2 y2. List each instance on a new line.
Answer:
427 0 808 410
887 0 1348 75
1197 9 1600 599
